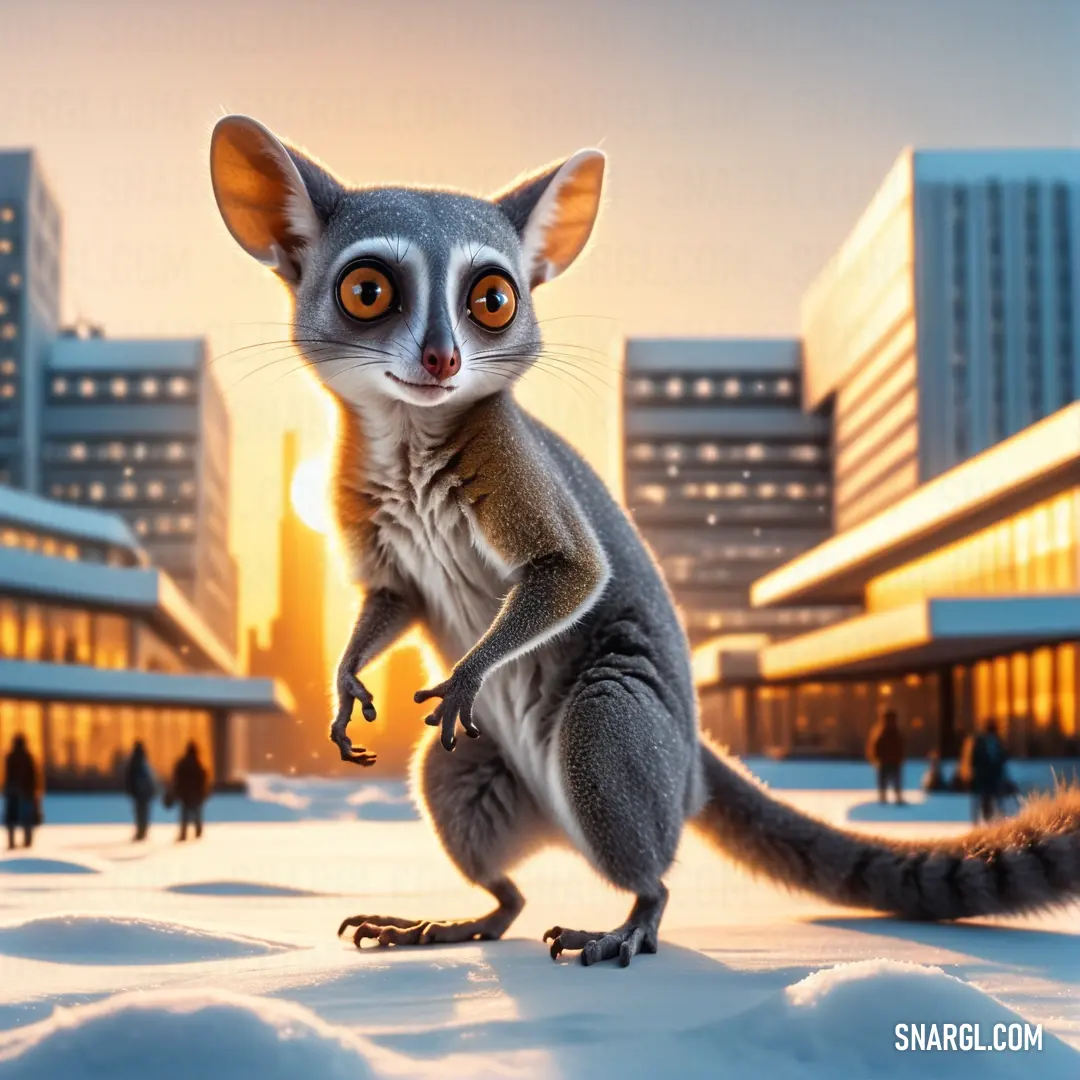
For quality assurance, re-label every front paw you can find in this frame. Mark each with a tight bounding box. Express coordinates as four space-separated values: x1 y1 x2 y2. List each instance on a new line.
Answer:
330 670 378 767
414 669 482 751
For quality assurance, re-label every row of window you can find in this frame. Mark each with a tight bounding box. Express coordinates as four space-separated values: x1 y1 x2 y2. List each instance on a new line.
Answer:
634 480 829 506
0 524 137 567
50 373 196 401
628 374 797 402
627 440 825 465
131 514 196 538
45 439 194 464
48 475 196 504
686 606 846 633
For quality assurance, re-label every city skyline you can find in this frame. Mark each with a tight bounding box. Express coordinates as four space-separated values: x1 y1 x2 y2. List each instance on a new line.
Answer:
1 0 1076 676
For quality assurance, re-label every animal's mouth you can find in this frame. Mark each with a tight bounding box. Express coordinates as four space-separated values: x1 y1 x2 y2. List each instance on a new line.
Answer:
385 372 456 394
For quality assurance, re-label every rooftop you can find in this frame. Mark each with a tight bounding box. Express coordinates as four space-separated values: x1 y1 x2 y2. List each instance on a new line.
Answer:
0 484 143 558
50 337 207 372
625 338 801 375
751 402 1080 608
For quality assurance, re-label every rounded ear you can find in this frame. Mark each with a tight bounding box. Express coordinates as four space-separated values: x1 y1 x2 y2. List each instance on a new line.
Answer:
210 115 336 283
493 149 606 288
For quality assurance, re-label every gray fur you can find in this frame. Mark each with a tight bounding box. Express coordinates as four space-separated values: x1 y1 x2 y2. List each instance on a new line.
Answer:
211 116 1080 966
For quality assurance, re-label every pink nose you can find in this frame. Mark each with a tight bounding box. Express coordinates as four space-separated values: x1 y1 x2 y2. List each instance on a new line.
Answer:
421 346 461 382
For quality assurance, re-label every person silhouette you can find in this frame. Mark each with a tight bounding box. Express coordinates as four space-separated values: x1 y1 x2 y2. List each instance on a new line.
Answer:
124 741 157 841
169 742 209 841
4 735 41 850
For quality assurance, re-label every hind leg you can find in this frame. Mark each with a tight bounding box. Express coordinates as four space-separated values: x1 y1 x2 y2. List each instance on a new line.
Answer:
543 674 694 966
338 729 551 948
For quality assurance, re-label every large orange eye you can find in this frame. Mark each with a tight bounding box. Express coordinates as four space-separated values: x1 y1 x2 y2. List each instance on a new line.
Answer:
467 272 517 331
337 262 396 322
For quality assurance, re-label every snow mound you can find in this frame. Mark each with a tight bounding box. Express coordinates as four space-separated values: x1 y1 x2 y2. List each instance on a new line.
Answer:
0 916 292 966
167 881 322 898
0 990 392 1080
695 959 1078 1078
0 857 99 875
245 776 419 822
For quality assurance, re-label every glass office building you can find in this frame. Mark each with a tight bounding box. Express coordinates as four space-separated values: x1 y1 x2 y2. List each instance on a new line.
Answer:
697 148 1080 761
0 151 62 492
0 484 291 789
622 338 847 644
803 149 1080 531
42 332 239 651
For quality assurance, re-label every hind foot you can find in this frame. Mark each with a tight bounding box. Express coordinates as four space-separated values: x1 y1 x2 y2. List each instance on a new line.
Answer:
337 879 523 949
544 886 668 967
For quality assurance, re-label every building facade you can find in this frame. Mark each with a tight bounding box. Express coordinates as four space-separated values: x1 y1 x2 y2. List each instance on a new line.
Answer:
0 151 62 491
41 332 239 651
622 338 846 644
0 485 291 789
248 431 329 774
802 149 1080 531
697 148 1080 762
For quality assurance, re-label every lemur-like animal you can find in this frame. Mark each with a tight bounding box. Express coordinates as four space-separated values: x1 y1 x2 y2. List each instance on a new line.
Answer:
211 116 1080 967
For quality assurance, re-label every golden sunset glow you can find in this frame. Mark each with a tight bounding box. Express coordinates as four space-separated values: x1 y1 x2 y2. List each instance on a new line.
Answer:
290 458 332 535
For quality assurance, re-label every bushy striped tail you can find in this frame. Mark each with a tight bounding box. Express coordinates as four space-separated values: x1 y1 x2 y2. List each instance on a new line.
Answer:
693 741 1080 920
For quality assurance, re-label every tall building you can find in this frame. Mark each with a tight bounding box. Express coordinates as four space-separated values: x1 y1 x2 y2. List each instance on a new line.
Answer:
697 148 1080 762
248 431 329 773
0 151 62 491
40 331 239 651
622 338 844 644
803 149 1080 531
0 484 291 789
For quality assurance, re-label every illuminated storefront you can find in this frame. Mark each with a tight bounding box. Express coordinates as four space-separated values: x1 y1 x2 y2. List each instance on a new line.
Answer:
698 404 1080 759
0 487 292 788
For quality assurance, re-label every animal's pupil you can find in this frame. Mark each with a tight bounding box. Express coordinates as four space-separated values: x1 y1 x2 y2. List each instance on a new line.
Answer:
356 281 381 306
485 288 503 313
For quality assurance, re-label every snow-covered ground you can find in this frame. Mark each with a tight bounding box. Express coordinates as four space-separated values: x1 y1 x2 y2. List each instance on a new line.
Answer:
0 761 1077 1078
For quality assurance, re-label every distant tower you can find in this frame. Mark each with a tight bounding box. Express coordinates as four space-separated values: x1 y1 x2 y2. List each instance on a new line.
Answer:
248 430 329 773
0 151 62 491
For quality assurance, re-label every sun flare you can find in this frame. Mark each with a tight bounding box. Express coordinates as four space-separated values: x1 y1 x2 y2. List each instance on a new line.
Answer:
289 458 332 535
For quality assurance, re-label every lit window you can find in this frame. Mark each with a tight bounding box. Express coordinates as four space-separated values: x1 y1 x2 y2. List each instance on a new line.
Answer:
51 376 68 395
706 513 717 526
177 514 195 533
49 483 64 498
7 273 21 288
786 482 807 499
0 529 17 547
753 380 767 393
167 376 191 396
776 378 794 395
110 377 129 397
791 444 819 462
66 483 81 499
165 441 186 461
726 482 748 498
117 481 137 500
63 543 79 560
179 479 196 498
146 480 165 500
697 444 720 463
665 464 679 478
664 377 684 399
0 208 13 223
722 378 740 397
813 483 829 497
703 483 721 500
692 378 712 398
77 377 96 397
0 324 15 341
0 384 13 399
758 482 778 498
133 518 149 537
629 443 655 462
88 481 106 502
0 300 6 317
69 442 88 462
746 443 765 461
634 484 667 505
0 240 12 255
132 442 148 461
661 444 682 462
103 442 125 462
155 515 174 534
682 483 701 498
141 377 159 397
0 359 15 376
630 378 654 399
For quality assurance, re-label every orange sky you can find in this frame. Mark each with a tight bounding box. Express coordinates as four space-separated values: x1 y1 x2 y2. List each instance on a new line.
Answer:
1 0 1077 672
